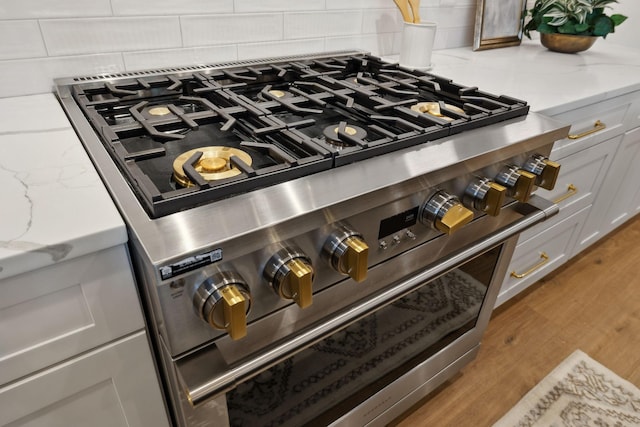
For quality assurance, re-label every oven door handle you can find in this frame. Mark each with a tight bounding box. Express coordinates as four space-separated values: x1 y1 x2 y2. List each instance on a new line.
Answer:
177 194 558 406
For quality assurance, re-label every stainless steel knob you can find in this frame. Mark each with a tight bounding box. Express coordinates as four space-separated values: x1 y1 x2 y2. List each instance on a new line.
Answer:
464 177 506 216
495 165 536 202
263 246 314 308
420 190 474 235
522 154 561 190
192 271 251 340
323 225 369 283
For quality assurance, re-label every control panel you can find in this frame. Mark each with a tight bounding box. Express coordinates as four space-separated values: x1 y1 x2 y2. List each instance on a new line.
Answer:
174 152 560 342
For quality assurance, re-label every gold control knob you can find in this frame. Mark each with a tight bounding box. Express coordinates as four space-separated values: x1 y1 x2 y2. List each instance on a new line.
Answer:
342 236 369 282
217 286 247 340
192 271 251 340
264 247 314 308
495 166 536 202
420 190 474 235
464 178 507 216
323 226 369 283
522 154 561 190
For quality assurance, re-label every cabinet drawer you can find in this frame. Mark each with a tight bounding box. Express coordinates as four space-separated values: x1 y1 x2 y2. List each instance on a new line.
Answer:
519 136 618 243
0 245 143 385
0 331 169 427
496 206 590 307
551 94 634 159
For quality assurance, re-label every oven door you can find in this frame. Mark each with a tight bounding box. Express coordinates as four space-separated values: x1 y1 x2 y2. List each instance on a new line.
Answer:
173 195 558 427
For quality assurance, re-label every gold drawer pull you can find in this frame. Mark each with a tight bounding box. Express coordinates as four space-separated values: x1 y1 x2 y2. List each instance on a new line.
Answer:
510 252 550 279
553 184 578 204
568 120 606 139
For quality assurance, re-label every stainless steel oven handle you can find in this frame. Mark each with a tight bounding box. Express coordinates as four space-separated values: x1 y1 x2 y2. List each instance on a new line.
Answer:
179 194 558 406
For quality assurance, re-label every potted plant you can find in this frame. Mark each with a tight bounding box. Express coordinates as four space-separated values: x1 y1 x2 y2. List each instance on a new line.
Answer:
524 0 627 53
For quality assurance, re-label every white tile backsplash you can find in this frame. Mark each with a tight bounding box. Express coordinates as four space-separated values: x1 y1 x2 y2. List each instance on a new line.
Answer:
0 21 47 60
40 17 182 56
325 33 400 56
325 0 392 9
181 14 283 47
428 6 475 28
284 11 362 39
0 54 124 98
123 45 237 71
0 0 480 98
0 0 112 19
237 39 326 60
362 9 404 34
234 0 326 13
111 0 232 16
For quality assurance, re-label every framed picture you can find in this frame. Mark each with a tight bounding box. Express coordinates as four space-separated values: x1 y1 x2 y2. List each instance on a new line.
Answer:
473 0 527 51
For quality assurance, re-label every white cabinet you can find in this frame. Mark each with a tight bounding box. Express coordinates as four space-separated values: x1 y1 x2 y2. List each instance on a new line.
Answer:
498 90 640 305
598 127 640 232
0 332 168 427
0 246 143 385
0 245 170 427
0 94 169 426
497 206 590 306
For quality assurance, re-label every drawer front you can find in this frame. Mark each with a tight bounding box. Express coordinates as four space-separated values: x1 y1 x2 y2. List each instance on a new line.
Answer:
551 93 634 159
0 331 169 427
519 137 616 243
496 206 590 307
601 127 640 232
0 245 143 385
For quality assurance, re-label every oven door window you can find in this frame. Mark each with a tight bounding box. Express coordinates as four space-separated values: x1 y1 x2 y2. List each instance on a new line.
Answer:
227 246 502 427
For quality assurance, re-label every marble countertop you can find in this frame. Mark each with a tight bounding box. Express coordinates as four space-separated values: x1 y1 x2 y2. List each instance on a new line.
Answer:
0 94 127 281
426 38 640 116
2 39 639 281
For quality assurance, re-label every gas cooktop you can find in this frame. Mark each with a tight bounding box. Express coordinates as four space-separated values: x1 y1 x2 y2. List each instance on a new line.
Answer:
65 51 529 218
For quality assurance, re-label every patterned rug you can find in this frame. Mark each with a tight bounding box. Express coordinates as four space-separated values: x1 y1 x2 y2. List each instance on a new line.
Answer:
493 350 640 427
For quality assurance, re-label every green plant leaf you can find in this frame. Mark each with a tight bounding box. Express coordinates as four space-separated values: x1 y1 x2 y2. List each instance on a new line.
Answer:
611 14 628 26
558 22 577 34
575 23 590 32
592 15 614 36
538 22 558 34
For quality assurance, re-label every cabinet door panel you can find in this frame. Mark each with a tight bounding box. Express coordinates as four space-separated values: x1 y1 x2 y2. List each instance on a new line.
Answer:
601 127 640 232
0 332 169 427
519 139 615 243
0 245 143 385
496 206 589 307
551 95 633 159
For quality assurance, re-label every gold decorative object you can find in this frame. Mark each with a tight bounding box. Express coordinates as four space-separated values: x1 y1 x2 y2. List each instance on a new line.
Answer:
540 33 598 53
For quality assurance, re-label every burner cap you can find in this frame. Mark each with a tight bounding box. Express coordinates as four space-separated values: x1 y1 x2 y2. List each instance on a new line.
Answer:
269 90 287 98
411 102 464 121
173 146 252 187
148 106 171 116
259 89 294 101
323 124 367 147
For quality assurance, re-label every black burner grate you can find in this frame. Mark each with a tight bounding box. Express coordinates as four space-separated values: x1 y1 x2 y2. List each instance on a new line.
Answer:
71 53 529 217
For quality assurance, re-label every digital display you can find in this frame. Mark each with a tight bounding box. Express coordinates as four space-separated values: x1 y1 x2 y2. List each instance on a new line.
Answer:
378 207 419 239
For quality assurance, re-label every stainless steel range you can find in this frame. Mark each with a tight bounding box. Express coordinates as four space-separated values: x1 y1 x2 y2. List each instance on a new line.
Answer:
55 51 569 427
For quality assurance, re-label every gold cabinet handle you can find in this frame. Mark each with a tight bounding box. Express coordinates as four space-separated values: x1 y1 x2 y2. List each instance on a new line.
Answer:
553 184 578 204
568 120 606 140
510 252 550 279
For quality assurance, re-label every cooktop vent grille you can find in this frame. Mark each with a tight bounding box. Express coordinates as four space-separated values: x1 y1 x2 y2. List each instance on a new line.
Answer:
70 50 366 83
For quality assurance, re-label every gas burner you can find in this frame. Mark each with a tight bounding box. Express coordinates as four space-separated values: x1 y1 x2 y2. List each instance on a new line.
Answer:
148 106 171 116
258 89 295 102
411 102 464 122
173 146 253 187
66 52 531 217
323 123 367 148
143 104 183 121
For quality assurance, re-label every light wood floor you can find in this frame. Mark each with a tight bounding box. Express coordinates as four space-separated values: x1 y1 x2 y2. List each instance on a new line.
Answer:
390 215 640 427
